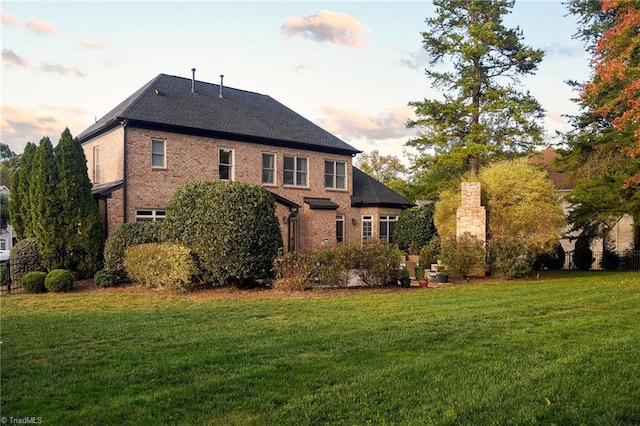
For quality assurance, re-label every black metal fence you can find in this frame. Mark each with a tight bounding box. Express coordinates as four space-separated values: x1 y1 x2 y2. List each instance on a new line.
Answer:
0 259 20 294
564 250 640 271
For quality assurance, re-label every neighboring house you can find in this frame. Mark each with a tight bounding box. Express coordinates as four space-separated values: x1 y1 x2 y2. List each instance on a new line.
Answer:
530 147 637 269
0 186 15 260
78 72 413 252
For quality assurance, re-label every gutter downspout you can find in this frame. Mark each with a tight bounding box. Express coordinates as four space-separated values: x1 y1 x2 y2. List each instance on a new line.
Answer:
122 119 128 224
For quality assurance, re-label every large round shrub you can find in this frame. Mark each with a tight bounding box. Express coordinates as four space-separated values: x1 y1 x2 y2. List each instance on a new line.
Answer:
45 269 74 292
393 204 437 253
162 181 283 286
21 271 47 293
9 238 46 286
573 235 593 271
103 222 162 280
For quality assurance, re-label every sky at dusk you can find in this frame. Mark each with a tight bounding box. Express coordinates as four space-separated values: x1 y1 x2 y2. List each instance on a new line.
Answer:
1 1 592 164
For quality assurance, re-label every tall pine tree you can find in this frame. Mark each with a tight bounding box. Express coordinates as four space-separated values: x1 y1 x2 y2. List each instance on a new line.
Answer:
30 137 64 271
407 0 545 176
9 142 37 239
55 128 103 278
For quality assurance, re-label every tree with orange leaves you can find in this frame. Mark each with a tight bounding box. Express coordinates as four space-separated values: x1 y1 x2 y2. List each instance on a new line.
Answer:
583 0 640 190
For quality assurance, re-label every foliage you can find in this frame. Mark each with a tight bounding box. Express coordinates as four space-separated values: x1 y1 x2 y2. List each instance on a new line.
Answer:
21 271 47 294
434 160 565 276
354 240 403 287
44 269 74 292
162 181 283 286
582 0 640 193
103 222 162 280
533 243 565 270
393 204 437 253
9 238 45 285
54 128 103 279
93 268 120 289
404 159 468 203
30 137 65 271
488 237 535 279
0 151 21 189
0 191 7 232
9 142 36 239
355 150 407 184
124 243 199 292
419 237 440 267
573 235 594 271
441 233 486 279
272 251 314 290
407 0 545 175
311 243 359 287
600 248 620 271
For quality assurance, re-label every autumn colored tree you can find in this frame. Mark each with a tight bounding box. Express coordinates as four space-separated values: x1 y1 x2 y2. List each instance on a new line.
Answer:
582 0 640 192
356 150 407 184
407 0 545 176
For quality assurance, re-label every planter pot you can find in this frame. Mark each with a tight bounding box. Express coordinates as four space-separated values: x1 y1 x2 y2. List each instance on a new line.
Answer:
437 274 449 283
400 277 411 288
419 279 429 287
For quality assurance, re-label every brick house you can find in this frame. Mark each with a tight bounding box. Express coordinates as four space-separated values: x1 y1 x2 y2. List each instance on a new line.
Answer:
78 72 412 252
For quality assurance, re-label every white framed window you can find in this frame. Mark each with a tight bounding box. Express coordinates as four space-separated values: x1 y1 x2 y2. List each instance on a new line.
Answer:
336 215 345 244
362 215 373 240
151 139 166 168
93 146 100 183
135 209 166 222
325 160 346 189
379 215 398 243
262 153 276 185
219 148 234 181
0 239 6 251
283 155 308 187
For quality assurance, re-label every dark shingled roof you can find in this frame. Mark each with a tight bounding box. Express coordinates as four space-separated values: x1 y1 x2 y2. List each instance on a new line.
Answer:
78 73 360 156
351 167 414 209
304 197 339 210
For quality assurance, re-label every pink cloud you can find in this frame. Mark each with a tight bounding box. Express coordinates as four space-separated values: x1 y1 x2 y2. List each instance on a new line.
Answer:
25 18 56 35
317 105 417 140
0 12 22 28
40 62 87 78
79 40 109 50
281 10 368 49
2 48 29 68
0 105 89 153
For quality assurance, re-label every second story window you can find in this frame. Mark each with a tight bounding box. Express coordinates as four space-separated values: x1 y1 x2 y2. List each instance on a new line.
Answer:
93 146 100 183
325 160 346 189
284 155 307 187
262 153 275 185
219 148 234 181
151 139 166 168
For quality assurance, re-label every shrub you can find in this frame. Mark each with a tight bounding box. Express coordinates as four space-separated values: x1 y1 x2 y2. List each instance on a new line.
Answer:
488 237 535 279
272 251 314 290
419 237 440 268
311 244 359 287
355 240 403 287
393 204 438 254
441 233 486 279
124 243 199 292
573 235 593 271
162 181 283 286
600 248 620 271
21 271 47 293
533 243 565 270
9 238 45 286
44 269 74 292
93 268 120 288
103 222 162 281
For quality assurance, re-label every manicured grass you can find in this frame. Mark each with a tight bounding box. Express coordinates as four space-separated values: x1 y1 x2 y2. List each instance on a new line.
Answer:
1 272 639 425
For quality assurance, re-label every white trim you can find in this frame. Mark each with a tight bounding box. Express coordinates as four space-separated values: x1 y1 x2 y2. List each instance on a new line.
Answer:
362 215 373 240
151 138 166 168
135 209 166 222
218 147 235 181
262 152 276 185
283 155 309 187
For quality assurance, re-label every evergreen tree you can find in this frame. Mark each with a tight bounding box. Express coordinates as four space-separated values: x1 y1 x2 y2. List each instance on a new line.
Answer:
407 0 545 176
30 137 64 271
9 142 37 239
55 128 103 278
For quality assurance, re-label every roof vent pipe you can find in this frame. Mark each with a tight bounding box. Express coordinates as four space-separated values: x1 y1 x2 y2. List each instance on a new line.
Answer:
191 68 196 93
219 74 224 98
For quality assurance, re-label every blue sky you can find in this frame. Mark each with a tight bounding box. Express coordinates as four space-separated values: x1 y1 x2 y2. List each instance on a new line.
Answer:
1 1 592 164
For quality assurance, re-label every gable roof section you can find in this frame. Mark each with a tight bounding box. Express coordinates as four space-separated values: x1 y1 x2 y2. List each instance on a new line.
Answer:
351 167 414 209
529 147 576 190
78 73 360 156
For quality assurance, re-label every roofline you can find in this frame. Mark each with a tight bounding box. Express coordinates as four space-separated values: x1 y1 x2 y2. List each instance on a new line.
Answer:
351 201 415 209
79 118 362 156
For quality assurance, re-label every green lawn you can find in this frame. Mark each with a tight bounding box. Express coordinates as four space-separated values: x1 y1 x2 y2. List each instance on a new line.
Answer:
1 272 639 425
